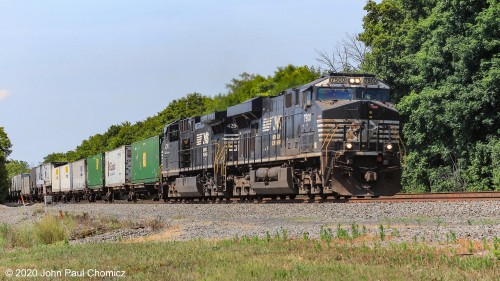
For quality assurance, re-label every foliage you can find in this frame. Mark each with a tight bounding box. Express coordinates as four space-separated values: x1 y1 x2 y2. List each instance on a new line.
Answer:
0 127 12 202
42 65 319 163
360 0 500 191
6 160 30 179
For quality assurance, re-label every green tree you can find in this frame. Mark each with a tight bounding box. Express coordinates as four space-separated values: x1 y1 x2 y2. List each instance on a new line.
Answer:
43 152 69 163
360 0 500 191
0 127 12 202
6 160 30 178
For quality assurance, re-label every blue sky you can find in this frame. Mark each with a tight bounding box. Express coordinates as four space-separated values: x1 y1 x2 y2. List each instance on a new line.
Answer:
0 0 369 166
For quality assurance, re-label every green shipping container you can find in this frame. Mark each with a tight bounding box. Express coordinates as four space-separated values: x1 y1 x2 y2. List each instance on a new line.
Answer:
87 153 104 189
132 135 162 184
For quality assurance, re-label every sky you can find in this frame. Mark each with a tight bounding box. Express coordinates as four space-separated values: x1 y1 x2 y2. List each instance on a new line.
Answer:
0 0 369 166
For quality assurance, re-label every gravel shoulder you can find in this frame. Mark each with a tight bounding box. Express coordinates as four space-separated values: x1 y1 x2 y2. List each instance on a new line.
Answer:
1 201 499 244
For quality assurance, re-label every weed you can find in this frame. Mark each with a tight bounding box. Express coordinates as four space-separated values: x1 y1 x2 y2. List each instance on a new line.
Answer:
351 223 360 239
335 224 349 239
392 228 401 238
265 231 271 242
302 232 309 241
281 228 288 241
379 224 385 241
468 241 474 254
251 235 259 244
313 239 322 251
35 215 66 245
435 217 443 227
482 238 490 250
467 219 472 225
493 237 500 260
145 216 164 231
446 231 457 244
320 226 333 242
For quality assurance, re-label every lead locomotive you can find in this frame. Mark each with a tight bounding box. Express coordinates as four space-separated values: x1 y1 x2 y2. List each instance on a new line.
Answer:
161 73 403 201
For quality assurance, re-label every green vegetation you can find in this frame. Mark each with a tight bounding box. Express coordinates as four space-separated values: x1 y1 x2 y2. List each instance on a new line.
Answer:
1 216 499 279
0 212 142 249
360 0 500 191
0 127 12 203
6 159 30 178
1 235 499 280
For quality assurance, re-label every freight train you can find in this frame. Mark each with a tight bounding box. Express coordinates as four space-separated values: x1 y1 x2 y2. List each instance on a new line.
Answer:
8 73 404 203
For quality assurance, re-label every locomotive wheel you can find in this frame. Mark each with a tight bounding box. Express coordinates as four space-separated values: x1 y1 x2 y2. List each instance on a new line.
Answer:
307 194 316 200
320 194 328 200
271 195 277 200
289 194 296 200
279 195 286 200
255 196 263 203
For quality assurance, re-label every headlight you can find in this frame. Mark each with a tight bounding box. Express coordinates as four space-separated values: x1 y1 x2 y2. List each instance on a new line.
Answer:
349 78 361 84
386 144 393 150
345 143 353 149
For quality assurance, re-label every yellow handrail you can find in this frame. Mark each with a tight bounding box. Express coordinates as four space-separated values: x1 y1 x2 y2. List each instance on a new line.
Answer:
393 126 407 168
320 125 339 174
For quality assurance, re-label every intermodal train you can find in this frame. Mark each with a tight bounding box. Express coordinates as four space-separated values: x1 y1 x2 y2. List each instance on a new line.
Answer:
8 73 404 203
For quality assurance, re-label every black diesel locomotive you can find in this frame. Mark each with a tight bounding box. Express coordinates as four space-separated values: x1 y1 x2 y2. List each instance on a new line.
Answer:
161 73 403 201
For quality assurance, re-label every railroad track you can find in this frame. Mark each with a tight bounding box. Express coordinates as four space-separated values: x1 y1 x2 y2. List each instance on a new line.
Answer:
7 192 500 207
348 191 500 203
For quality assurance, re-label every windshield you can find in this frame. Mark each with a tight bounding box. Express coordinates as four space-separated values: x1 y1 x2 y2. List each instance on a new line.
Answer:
356 88 390 102
317 88 353 101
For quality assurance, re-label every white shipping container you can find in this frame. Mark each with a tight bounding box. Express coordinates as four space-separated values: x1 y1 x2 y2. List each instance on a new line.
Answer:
52 166 61 193
60 164 72 192
35 166 42 187
105 145 132 188
21 174 30 195
71 159 86 191
11 174 29 194
40 163 52 186
11 175 20 192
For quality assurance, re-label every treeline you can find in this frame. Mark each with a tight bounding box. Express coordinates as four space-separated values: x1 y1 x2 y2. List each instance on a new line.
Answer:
360 0 499 191
43 65 320 163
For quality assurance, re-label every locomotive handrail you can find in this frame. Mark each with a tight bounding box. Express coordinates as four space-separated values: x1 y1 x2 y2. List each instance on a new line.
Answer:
320 125 339 175
395 129 407 168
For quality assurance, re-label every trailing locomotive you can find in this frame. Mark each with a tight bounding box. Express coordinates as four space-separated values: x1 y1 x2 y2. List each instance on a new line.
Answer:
9 73 403 203
161 73 403 201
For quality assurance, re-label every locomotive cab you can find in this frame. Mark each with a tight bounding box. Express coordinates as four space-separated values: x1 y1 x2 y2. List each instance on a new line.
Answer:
302 74 403 196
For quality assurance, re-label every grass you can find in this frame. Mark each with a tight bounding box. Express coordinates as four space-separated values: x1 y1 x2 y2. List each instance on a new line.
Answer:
0 237 499 280
0 212 157 249
1 214 499 280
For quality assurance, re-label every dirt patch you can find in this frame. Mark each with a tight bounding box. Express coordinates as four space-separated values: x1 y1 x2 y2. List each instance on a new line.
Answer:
124 226 182 242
